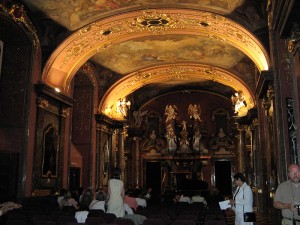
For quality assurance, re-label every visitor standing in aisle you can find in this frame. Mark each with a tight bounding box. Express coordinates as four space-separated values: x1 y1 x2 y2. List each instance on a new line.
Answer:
229 172 254 225
106 167 125 218
273 164 300 225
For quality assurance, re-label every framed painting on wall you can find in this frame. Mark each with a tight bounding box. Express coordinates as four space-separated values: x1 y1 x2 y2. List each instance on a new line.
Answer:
42 124 59 178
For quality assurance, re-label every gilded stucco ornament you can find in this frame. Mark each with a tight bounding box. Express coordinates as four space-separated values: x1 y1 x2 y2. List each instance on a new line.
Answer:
42 9 269 94
0 3 40 55
100 64 255 120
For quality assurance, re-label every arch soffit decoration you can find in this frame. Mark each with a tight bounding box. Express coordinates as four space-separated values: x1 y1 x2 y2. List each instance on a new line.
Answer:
100 64 255 120
41 9 270 120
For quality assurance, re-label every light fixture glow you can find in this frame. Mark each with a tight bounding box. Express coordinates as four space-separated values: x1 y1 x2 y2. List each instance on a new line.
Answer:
54 87 61 93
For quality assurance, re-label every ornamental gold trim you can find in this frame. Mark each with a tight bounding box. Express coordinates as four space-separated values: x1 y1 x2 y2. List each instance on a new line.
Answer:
100 64 255 120
0 3 40 55
42 9 270 93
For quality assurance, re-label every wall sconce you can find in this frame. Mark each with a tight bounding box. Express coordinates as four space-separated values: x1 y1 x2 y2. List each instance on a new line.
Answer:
116 98 131 117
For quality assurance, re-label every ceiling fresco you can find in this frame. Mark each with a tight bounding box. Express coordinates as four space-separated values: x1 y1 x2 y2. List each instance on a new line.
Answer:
24 0 247 31
91 34 246 74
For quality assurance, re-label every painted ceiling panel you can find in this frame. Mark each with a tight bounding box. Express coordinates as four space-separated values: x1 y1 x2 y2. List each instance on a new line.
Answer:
23 0 246 30
16 0 269 120
91 34 246 74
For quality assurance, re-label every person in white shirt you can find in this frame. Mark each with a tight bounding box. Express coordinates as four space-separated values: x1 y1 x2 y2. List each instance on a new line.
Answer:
57 188 67 209
89 190 106 211
0 202 22 216
191 193 207 205
135 197 147 208
173 193 191 204
229 172 253 225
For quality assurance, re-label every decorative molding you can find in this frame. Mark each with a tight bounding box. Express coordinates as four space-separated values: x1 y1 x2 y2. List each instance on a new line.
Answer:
41 9 270 93
37 97 49 109
35 82 75 108
101 64 255 120
0 3 40 55
60 108 69 118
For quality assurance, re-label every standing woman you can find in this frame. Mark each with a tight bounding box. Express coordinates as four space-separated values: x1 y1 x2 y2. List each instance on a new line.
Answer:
106 167 125 218
229 172 254 225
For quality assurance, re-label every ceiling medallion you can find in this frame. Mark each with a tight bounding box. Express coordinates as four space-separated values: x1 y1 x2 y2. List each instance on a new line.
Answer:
134 10 174 32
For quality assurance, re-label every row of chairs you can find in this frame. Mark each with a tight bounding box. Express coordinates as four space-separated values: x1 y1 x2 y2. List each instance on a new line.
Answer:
2 199 226 225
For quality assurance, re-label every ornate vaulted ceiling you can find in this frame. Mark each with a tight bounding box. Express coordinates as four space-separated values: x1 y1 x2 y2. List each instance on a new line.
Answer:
21 0 270 120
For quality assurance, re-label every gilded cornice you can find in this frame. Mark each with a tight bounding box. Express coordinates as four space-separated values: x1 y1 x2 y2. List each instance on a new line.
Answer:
99 63 255 120
42 9 270 94
0 3 40 54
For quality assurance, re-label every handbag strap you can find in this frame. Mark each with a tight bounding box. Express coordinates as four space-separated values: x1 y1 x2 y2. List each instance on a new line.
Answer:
243 188 244 213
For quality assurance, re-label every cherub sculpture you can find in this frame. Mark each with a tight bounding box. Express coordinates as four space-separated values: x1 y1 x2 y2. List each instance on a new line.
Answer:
231 91 247 115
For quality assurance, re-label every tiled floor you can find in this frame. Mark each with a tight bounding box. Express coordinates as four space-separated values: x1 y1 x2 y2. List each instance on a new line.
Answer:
225 207 282 225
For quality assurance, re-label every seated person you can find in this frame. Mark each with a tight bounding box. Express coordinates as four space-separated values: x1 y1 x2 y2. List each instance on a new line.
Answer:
0 202 22 216
135 197 147 208
57 188 67 209
124 203 134 215
124 191 139 211
143 188 152 200
173 193 191 204
191 192 207 205
89 190 106 211
61 190 79 210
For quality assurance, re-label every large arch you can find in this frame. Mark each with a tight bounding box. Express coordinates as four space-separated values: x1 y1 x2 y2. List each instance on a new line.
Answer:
99 64 255 120
41 9 270 96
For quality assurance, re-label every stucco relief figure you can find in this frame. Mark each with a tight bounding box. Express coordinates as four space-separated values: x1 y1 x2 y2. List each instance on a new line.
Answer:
166 125 177 151
132 109 148 127
231 91 247 116
116 99 130 117
165 105 177 124
179 120 189 147
192 130 208 154
188 104 202 121
141 129 165 152
165 105 178 152
192 130 201 151
209 128 233 152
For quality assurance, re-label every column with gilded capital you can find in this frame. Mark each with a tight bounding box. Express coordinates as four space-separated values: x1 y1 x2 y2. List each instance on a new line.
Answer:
134 137 141 188
237 125 247 173
95 124 101 188
249 119 261 209
118 128 126 181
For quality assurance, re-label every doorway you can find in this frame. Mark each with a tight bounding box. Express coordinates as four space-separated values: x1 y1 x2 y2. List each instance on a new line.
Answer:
146 162 161 198
215 160 232 196
69 167 81 190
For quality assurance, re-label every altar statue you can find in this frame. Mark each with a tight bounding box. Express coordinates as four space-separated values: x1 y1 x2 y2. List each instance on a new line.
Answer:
192 130 201 151
166 125 177 151
165 105 177 124
188 104 202 121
